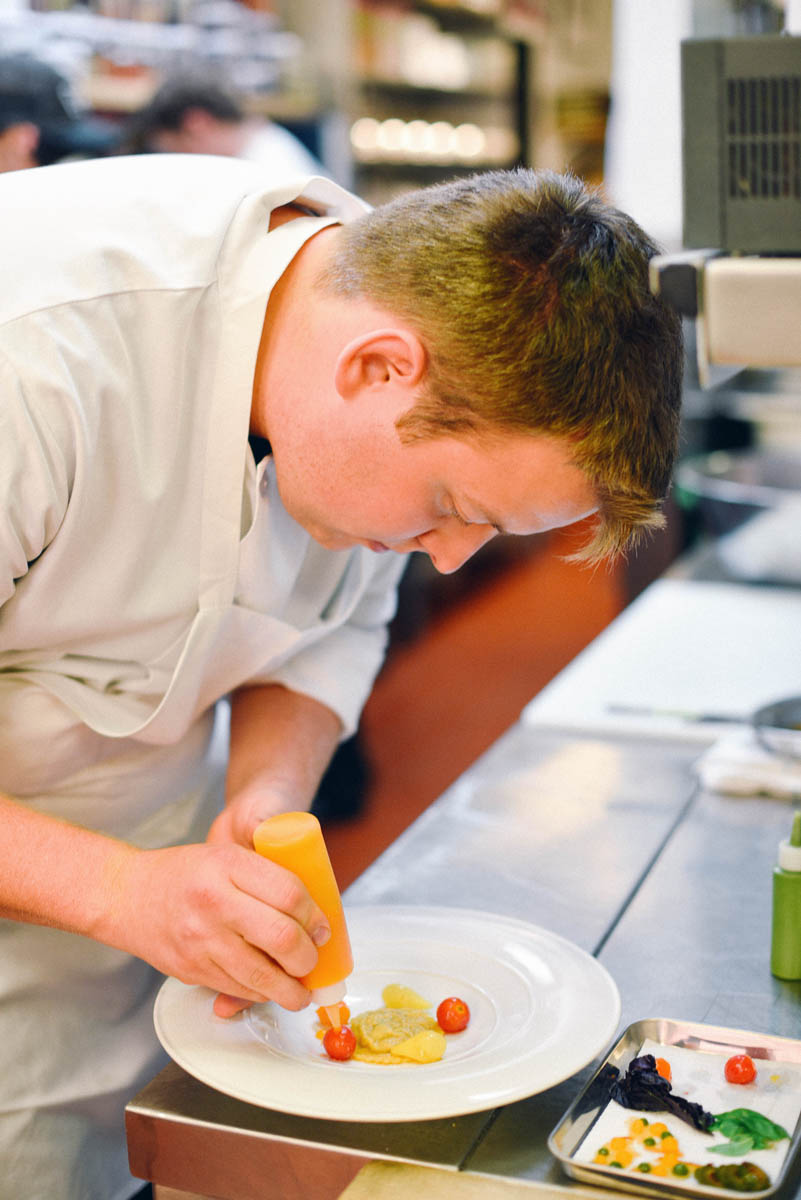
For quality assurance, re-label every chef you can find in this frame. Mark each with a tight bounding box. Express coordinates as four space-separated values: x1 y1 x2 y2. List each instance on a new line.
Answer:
0 153 682 1199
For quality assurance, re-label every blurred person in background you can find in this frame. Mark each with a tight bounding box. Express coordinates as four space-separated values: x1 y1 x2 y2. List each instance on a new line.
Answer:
123 75 327 180
0 52 121 173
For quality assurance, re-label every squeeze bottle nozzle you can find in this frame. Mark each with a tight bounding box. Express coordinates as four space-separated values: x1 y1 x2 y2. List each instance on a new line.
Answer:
777 811 801 871
252 812 353 1017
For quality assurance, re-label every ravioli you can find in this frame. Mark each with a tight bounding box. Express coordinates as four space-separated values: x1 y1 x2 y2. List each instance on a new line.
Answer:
350 1006 445 1064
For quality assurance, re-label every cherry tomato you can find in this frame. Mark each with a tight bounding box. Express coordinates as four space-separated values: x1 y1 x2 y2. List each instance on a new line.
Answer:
323 1025 356 1061
436 996 470 1033
316 1003 351 1029
724 1053 757 1084
655 1057 672 1082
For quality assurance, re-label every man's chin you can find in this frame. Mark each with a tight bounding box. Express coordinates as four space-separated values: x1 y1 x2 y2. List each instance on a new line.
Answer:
308 527 358 552
303 524 391 554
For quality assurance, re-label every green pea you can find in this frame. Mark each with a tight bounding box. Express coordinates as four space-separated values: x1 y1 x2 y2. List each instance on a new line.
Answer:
672 1164 690 1176
596 1147 609 1156
609 1161 623 1169
637 1163 652 1173
643 1137 656 1147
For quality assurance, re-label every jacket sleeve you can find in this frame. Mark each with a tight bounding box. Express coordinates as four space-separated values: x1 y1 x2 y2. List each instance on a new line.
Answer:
0 357 74 609
254 549 409 738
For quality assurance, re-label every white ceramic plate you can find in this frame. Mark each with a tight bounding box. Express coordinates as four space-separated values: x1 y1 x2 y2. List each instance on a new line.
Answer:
153 905 621 1122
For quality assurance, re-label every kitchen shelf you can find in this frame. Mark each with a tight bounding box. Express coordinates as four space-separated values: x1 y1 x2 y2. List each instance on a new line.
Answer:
357 77 516 100
280 0 531 201
415 0 504 30
6 3 325 127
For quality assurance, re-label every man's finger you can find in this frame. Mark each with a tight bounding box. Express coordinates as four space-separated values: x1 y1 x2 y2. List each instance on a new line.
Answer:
213 993 254 1018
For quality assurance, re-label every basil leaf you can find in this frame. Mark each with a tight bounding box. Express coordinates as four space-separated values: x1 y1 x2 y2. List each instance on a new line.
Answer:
709 1137 754 1157
709 1113 743 1132
711 1108 790 1145
745 1114 789 1141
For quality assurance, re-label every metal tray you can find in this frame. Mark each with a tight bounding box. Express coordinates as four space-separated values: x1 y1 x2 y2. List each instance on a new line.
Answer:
548 1018 801 1199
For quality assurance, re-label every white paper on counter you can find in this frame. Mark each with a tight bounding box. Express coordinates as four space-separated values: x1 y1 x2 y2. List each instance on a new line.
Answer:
522 579 801 744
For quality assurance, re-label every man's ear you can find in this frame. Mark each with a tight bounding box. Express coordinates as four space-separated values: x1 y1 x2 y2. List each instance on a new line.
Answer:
334 328 426 400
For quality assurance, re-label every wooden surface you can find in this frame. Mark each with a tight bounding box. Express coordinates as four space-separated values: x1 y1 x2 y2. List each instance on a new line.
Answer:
338 1162 628 1199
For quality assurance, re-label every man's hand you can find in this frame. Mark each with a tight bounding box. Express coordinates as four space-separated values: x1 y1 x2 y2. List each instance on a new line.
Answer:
201 683 344 1015
101 840 331 1013
206 786 293 850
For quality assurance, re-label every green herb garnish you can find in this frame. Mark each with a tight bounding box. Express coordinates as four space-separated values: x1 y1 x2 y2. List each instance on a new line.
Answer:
709 1136 758 1157
709 1108 790 1156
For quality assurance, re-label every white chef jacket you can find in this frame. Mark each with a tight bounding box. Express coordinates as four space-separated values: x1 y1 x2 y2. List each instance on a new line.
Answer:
0 154 407 1200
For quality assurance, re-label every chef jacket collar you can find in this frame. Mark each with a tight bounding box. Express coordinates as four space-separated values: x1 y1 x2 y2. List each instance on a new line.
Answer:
197 175 369 612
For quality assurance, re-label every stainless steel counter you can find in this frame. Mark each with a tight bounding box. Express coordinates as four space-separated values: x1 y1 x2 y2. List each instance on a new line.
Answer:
126 581 801 1200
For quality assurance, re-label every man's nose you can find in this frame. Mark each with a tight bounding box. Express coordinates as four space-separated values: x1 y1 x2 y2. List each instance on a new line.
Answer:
417 524 497 574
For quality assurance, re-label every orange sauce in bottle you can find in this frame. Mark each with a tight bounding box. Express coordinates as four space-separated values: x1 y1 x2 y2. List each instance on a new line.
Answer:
253 812 353 1024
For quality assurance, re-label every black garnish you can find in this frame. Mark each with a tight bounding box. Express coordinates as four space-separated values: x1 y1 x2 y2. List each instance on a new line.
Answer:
609 1054 714 1132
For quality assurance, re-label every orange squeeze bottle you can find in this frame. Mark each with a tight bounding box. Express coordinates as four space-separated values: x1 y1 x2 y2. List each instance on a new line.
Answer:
252 811 353 1025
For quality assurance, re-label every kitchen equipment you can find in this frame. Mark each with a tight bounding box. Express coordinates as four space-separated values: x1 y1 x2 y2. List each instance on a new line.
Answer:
753 696 801 760
675 448 801 536
682 34 801 255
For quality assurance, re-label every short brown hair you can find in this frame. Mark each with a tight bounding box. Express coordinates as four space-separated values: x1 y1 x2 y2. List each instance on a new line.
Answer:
320 169 684 561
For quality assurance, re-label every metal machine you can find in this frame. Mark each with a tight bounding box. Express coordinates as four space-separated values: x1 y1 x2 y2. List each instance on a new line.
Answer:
650 33 801 382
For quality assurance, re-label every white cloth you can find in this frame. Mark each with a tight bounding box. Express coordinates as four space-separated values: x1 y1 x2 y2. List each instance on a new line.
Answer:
695 729 801 799
0 154 407 1199
716 496 801 585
